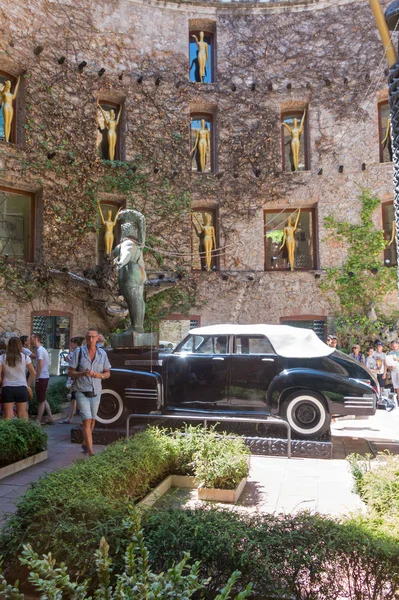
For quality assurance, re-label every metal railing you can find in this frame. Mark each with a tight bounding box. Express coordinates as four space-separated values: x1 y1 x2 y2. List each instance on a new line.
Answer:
126 413 292 458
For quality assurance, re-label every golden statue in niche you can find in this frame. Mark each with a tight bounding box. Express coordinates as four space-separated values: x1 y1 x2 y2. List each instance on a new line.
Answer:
97 201 122 254
0 77 21 142
388 220 397 247
192 212 216 271
282 109 307 172
191 31 209 83
279 209 301 271
97 102 121 161
191 119 210 172
382 116 393 161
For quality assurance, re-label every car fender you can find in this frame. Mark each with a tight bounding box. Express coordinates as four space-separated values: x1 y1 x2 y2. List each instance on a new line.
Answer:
267 368 373 414
108 368 164 412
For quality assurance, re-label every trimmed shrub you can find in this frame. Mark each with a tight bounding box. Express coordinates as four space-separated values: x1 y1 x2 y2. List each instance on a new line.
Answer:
0 420 47 468
0 426 249 584
143 507 399 600
0 510 252 599
28 378 67 416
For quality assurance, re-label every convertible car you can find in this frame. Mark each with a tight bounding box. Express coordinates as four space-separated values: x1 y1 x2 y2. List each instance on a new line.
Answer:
97 324 378 438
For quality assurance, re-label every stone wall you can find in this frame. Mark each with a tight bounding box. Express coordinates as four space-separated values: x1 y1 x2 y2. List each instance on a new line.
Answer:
0 0 397 337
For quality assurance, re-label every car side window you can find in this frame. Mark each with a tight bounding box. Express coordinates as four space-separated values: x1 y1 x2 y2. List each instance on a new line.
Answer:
194 336 213 354
234 336 275 354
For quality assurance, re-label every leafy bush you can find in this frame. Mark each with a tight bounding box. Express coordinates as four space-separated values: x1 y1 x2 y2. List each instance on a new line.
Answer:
154 426 250 488
0 426 249 585
0 510 252 600
28 378 67 416
143 507 399 600
0 420 47 468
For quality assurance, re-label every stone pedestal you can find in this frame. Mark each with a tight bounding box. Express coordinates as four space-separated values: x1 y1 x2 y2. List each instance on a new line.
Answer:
110 330 158 349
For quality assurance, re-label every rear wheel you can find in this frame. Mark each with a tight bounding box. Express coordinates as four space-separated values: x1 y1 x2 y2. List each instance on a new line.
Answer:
282 391 330 438
96 389 126 426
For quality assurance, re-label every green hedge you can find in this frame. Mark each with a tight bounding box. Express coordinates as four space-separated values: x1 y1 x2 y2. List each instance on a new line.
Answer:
0 420 47 468
0 427 249 584
143 507 399 600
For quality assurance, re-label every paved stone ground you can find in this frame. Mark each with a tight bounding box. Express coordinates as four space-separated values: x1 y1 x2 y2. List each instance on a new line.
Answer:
0 408 398 527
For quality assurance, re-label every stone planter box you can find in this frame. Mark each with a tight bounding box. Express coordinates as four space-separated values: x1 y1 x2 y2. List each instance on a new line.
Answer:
138 474 246 507
0 450 48 480
198 477 247 503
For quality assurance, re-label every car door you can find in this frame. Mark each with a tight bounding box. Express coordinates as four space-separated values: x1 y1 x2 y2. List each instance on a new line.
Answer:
166 334 230 411
229 335 278 412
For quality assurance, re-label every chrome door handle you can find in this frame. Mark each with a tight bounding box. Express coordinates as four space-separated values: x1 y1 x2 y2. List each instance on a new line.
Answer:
213 357 224 361
262 358 275 362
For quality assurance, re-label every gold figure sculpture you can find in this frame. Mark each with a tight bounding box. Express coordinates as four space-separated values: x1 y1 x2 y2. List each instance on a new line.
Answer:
279 209 301 271
382 116 393 161
191 31 209 83
191 119 210 172
0 77 20 142
97 102 121 161
97 201 122 254
388 220 396 247
282 109 307 172
192 212 216 271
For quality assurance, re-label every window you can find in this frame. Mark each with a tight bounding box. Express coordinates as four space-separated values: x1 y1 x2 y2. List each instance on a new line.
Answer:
234 336 274 355
191 114 213 173
0 71 18 143
281 317 326 341
96 201 122 263
379 102 392 163
189 31 214 83
281 110 309 172
383 202 397 266
32 314 71 350
264 208 316 271
0 187 34 260
97 101 122 161
191 209 217 271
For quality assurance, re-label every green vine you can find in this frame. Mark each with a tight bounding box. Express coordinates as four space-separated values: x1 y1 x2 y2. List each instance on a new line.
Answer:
320 188 396 315
144 285 198 332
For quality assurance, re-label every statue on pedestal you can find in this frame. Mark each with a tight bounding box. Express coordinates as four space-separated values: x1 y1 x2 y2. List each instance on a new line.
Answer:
191 119 210 172
97 201 122 255
111 209 147 332
279 209 301 271
192 212 216 271
191 32 209 83
0 77 20 142
282 109 307 172
97 102 121 161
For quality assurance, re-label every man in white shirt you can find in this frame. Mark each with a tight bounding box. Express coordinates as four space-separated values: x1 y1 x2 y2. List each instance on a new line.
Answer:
31 333 54 425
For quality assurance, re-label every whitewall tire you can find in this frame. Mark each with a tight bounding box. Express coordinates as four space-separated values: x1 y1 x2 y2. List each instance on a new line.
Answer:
96 389 124 425
283 391 330 438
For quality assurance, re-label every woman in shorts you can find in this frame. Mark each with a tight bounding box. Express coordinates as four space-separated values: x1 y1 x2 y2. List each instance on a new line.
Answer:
0 337 36 420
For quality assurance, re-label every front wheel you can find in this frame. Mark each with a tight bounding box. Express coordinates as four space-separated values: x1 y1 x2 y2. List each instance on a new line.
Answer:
282 391 330 438
96 389 127 426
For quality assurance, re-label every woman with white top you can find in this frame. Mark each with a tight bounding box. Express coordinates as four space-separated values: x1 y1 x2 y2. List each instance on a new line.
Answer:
0 337 36 420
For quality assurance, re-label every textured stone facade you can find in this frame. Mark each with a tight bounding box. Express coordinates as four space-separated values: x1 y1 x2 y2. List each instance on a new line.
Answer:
0 0 397 339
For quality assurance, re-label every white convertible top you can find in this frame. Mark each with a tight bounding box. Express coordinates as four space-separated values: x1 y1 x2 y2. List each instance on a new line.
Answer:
189 324 334 358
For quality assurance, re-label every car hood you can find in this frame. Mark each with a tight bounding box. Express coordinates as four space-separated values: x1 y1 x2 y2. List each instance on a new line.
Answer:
189 324 335 359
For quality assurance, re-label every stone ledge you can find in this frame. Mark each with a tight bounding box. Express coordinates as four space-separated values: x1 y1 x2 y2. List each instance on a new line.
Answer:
138 474 246 507
0 451 48 481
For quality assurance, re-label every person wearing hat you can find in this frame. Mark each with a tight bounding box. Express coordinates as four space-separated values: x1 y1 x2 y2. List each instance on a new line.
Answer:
349 344 365 364
373 341 387 388
326 335 338 349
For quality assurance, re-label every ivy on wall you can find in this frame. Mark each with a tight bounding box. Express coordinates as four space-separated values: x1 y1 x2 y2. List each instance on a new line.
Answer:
320 188 397 350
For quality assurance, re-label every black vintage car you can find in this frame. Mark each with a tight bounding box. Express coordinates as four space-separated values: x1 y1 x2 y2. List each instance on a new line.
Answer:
97 324 378 438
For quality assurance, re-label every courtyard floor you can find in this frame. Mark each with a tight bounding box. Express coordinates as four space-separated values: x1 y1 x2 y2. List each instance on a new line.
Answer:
0 408 398 527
